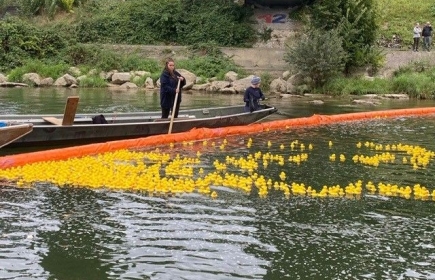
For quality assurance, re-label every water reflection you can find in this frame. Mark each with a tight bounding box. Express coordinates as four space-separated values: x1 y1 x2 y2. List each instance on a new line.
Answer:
36 187 119 279
2 87 435 117
0 87 248 115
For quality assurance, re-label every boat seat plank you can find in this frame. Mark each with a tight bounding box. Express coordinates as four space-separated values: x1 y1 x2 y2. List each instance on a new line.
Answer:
43 96 79 126
42 117 63 125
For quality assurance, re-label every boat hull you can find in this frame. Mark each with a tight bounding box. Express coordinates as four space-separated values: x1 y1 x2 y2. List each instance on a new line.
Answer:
0 105 277 147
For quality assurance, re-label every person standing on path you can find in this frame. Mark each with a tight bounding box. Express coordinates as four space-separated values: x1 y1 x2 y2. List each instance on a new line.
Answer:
244 76 265 113
422 22 433 51
413 22 422 51
159 58 186 119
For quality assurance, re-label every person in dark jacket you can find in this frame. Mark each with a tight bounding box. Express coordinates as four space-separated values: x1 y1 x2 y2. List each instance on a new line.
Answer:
422 22 433 51
159 58 186 118
243 76 265 113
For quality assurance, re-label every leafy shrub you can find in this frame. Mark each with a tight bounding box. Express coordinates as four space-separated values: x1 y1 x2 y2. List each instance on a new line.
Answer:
179 0 255 47
320 76 391 96
118 55 160 73
0 18 69 72
75 10 156 44
393 61 433 77
392 73 435 99
78 75 107 88
285 28 347 87
73 0 254 46
260 72 273 93
310 0 378 72
7 60 69 82
62 44 122 71
177 55 242 80
62 44 161 73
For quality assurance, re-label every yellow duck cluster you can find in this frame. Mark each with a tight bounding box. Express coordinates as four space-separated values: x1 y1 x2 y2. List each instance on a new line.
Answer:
0 137 434 202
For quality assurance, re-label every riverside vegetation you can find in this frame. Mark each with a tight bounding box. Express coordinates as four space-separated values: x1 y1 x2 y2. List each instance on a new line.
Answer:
0 0 434 98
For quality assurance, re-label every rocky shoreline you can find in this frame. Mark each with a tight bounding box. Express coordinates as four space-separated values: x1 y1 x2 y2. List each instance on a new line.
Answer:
0 67 301 98
1 46 435 99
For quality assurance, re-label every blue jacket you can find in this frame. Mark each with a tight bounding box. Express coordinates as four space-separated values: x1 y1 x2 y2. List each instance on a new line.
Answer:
244 86 265 112
159 70 186 110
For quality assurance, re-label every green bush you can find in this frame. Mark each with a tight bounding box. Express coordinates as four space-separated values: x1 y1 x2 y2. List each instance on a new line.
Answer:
179 0 255 47
75 7 157 44
62 44 121 71
285 28 347 87
118 55 160 73
73 0 254 46
177 55 242 80
0 18 69 72
320 76 391 96
7 60 69 82
310 0 378 72
393 60 433 77
392 73 435 99
78 75 107 88
260 72 273 93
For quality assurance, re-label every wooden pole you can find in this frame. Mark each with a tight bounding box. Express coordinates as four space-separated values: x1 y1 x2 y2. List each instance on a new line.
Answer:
168 79 181 134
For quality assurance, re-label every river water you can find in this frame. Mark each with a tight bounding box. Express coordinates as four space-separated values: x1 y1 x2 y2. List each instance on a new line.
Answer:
1 87 435 279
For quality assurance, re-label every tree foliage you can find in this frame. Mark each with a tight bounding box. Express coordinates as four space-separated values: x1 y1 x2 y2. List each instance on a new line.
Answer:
0 0 255 73
0 18 68 71
285 29 347 87
310 0 379 72
178 0 255 46
74 0 254 46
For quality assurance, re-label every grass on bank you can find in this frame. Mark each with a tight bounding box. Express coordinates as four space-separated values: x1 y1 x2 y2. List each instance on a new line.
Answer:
7 60 69 82
319 63 435 98
376 0 435 47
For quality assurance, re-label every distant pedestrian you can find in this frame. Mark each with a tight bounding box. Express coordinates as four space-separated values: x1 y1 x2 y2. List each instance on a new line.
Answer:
422 22 433 51
244 76 265 113
413 22 422 51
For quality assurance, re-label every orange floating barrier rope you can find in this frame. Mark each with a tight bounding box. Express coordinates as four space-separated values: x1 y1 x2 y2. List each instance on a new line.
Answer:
1 107 435 169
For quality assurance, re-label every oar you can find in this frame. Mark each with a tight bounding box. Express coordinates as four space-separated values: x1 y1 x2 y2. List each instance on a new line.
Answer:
168 79 181 134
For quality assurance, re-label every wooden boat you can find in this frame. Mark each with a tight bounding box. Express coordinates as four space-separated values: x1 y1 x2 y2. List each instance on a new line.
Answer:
0 123 34 148
0 96 277 147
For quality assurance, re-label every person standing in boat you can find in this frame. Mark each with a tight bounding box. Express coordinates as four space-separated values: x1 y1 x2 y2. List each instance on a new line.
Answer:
243 76 265 113
159 58 186 118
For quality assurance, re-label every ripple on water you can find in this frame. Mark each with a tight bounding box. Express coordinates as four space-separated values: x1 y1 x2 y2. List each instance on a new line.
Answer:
98 192 272 280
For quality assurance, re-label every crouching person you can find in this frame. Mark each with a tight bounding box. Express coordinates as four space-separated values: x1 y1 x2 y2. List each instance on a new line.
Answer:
244 76 265 112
